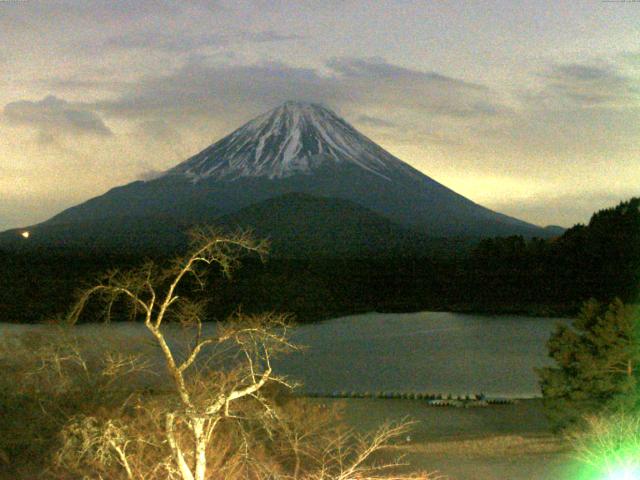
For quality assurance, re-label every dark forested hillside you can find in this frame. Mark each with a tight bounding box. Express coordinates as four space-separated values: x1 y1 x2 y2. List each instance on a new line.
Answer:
461 197 640 311
1 198 638 324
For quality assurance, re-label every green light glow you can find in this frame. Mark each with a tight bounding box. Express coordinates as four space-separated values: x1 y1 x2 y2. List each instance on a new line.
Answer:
569 415 640 480
604 466 640 480
602 450 640 476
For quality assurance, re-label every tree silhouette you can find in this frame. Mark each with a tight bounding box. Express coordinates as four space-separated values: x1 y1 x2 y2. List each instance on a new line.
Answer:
537 299 640 431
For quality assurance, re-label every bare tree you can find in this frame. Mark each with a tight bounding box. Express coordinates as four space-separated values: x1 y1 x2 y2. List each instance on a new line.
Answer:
65 229 300 480
309 420 436 480
55 228 434 480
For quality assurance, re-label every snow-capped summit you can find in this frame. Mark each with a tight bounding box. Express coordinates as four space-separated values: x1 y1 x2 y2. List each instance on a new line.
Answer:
166 101 407 181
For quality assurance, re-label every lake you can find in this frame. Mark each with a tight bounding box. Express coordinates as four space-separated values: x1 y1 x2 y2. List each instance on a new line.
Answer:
278 311 566 398
0 311 567 398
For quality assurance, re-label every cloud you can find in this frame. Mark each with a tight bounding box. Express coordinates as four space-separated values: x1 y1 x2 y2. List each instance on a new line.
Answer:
133 118 187 165
35 76 131 94
355 115 397 128
99 30 302 53
500 60 640 163
94 60 339 121
3 95 112 137
240 31 302 43
327 57 480 87
136 119 183 144
526 62 639 108
326 57 506 118
93 56 507 125
0 1 211 31
550 64 615 82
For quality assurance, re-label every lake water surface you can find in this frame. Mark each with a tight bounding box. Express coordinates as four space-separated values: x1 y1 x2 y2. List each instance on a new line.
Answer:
1 311 567 398
278 311 566 398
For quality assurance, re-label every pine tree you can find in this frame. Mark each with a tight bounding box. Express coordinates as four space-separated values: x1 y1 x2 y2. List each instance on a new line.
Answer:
537 298 640 431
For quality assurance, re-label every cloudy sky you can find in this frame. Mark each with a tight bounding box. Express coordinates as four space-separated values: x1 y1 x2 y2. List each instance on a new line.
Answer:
1 0 639 231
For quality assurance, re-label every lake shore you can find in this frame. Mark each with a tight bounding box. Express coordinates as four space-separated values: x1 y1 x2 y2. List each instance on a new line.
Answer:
319 397 577 480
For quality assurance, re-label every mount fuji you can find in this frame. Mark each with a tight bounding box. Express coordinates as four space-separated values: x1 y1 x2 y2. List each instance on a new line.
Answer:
2 101 552 253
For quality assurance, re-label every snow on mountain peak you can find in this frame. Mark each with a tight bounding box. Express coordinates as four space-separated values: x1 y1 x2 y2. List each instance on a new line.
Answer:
165 101 407 181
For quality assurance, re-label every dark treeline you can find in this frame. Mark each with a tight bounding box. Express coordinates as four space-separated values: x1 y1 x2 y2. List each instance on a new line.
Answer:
1 198 638 324
463 197 640 312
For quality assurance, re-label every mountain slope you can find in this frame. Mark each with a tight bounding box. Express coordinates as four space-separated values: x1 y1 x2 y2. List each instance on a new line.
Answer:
215 192 432 258
0 192 472 258
2 101 550 250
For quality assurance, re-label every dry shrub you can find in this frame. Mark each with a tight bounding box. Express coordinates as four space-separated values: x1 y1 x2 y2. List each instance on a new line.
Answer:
0 328 151 478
